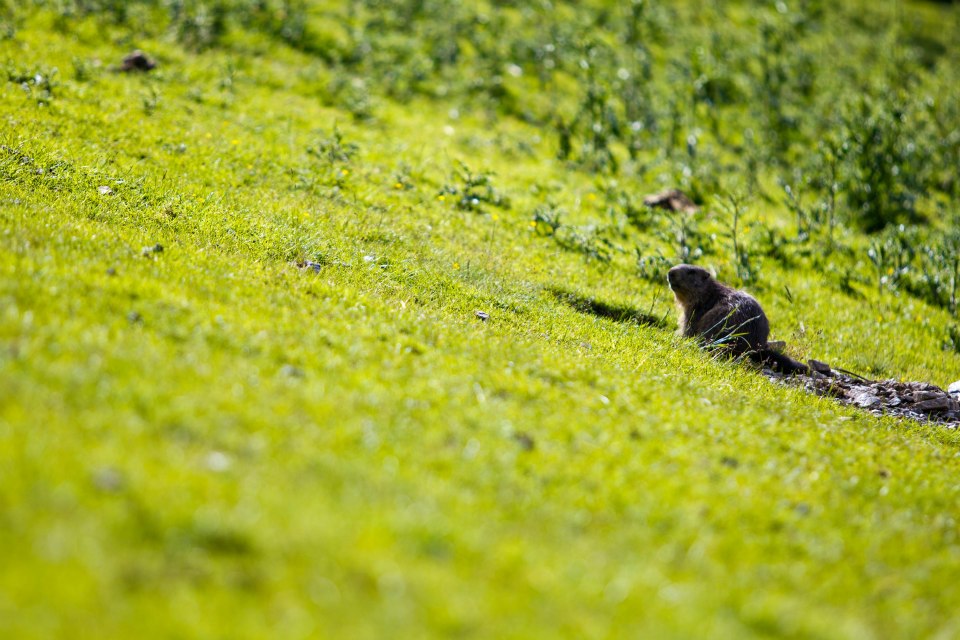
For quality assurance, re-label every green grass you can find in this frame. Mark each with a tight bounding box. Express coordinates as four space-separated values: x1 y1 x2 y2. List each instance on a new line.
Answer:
3 3 960 638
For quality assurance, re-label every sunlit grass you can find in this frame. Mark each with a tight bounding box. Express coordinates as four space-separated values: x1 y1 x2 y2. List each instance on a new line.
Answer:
2 3 960 639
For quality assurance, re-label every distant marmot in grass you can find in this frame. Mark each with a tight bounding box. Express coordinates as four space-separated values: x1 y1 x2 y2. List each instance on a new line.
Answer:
667 264 808 374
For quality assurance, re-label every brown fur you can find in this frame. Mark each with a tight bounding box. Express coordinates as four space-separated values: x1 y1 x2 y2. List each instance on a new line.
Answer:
667 264 807 374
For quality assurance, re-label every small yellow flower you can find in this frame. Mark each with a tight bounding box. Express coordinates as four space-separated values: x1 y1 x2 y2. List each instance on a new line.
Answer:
438 195 446 201
587 193 596 200
529 220 537 227
453 262 460 269
206 133 213 139
394 182 404 189
491 213 499 221
340 169 349 176
231 139 240 145
887 267 894 275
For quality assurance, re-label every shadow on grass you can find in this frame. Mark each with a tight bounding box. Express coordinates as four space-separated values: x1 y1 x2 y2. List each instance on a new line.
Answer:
547 286 670 330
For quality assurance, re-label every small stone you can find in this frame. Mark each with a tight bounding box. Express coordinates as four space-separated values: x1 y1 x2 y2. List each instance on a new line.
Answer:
913 397 954 412
91 467 125 492
205 451 231 472
475 311 489 322
280 364 305 378
98 185 114 195
106 267 117 276
141 243 163 257
127 311 143 324
808 359 832 374
911 391 942 402
948 380 960 399
767 340 786 353
852 391 882 408
302 260 322 273
878 468 891 479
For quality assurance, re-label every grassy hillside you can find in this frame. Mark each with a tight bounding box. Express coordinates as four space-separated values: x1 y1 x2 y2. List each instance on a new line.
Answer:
2 1 960 638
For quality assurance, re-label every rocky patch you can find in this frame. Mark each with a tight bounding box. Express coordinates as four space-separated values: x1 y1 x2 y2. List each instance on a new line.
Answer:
765 360 960 426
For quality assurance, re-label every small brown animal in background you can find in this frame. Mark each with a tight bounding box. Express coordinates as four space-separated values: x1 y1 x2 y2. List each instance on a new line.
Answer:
667 264 808 374
119 50 156 73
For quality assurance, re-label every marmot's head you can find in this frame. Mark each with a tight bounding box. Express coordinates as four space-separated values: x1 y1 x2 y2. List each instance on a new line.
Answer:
667 264 715 305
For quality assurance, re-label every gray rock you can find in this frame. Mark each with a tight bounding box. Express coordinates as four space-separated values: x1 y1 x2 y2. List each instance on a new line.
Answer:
914 397 955 412
852 391 882 408
949 380 960 399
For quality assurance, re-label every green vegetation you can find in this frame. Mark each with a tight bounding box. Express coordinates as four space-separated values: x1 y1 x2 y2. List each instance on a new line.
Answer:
2 1 960 637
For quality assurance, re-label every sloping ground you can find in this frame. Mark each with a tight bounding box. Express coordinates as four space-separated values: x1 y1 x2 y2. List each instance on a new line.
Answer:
2 4 960 639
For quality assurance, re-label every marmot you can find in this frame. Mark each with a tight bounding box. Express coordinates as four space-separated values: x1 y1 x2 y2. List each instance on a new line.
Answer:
667 264 808 374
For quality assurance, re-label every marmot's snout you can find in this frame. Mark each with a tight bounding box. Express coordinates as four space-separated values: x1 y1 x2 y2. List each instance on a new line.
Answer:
666 268 678 289
666 265 684 290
